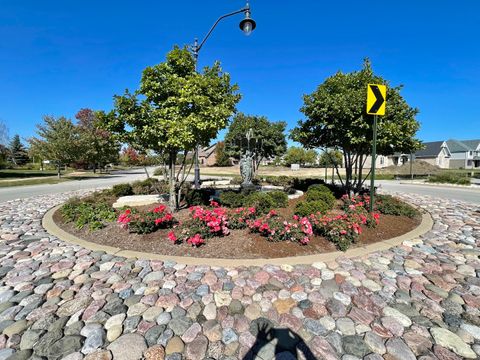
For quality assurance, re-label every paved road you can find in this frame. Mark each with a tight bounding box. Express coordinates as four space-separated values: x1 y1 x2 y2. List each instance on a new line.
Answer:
377 180 480 204
2 171 479 205
0 167 156 203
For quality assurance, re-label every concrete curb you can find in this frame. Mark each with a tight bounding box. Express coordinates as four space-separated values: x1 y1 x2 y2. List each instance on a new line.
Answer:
43 204 434 266
399 181 480 191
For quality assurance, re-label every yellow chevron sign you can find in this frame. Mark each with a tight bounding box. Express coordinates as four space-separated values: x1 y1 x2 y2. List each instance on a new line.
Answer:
367 84 386 116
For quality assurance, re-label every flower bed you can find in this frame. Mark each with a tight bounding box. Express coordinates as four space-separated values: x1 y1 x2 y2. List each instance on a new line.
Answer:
55 189 421 258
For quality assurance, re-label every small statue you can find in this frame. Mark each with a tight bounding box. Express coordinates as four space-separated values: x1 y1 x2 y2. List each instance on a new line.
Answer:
240 149 253 186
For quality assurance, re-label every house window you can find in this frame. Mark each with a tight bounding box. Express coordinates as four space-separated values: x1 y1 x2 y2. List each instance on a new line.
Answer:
470 151 473 155
379 157 384 165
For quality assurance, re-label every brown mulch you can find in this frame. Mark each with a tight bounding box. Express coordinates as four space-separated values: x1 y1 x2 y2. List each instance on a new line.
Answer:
52 202 421 259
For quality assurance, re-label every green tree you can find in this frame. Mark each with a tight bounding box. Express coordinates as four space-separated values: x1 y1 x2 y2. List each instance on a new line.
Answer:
28 116 80 178
101 46 240 208
75 108 120 173
319 149 343 167
224 113 287 171
283 147 318 167
8 134 29 166
291 59 422 193
215 141 231 166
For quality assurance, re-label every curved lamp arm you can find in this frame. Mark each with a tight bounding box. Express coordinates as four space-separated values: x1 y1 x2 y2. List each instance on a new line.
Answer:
192 2 254 59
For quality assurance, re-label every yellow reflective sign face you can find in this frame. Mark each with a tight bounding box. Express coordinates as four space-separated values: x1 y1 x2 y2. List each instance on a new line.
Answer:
367 84 386 116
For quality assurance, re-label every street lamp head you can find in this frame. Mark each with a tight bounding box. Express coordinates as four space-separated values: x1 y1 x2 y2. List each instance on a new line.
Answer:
239 5 256 36
240 18 256 36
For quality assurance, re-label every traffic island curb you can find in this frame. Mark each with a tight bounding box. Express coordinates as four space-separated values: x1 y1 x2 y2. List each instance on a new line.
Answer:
43 204 434 266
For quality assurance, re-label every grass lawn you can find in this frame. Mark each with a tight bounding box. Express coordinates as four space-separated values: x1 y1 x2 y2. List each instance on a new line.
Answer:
0 169 61 179
0 170 109 188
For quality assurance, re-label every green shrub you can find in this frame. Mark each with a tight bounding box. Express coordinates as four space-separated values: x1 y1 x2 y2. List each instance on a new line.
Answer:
153 167 164 176
294 200 331 217
305 189 336 208
262 175 293 187
428 172 470 185
292 178 325 192
219 191 245 208
185 188 215 206
375 195 419 218
307 184 331 193
61 199 116 231
132 178 168 195
111 183 134 197
267 191 289 208
244 192 276 214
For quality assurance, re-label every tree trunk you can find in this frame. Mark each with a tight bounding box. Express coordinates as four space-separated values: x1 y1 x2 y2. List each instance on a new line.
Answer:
93 163 97 174
143 166 150 179
57 164 61 179
168 152 176 210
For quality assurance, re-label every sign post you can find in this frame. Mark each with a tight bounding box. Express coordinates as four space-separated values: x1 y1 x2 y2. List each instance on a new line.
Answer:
366 84 386 213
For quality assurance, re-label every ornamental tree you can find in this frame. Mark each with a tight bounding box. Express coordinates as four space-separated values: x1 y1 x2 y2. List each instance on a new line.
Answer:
291 59 422 193
28 116 80 178
100 46 240 208
224 113 287 171
75 108 120 172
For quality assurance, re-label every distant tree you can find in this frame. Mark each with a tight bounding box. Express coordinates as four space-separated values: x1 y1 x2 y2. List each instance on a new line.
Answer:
75 108 120 172
319 149 343 167
215 141 231 167
291 59 422 193
120 146 141 166
28 116 80 178
8 134 29 166
283 147 318 167
224 113 287 171
100 46 240 209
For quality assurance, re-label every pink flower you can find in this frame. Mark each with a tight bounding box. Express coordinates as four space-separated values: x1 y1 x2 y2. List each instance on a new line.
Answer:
167 231 177 243
210 200 220 208
187 234 205 247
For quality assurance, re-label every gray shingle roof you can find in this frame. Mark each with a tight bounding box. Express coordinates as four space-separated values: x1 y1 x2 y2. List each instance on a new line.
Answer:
447 139 480 153
415 141 446 158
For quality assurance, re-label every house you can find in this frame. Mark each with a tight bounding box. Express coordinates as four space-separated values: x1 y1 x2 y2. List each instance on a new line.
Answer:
198 143 218 167
359 141 451 169
447 139 480 169
413 141 451 169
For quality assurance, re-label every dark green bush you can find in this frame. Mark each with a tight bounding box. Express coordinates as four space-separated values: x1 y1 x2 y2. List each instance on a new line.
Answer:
305 189 336 208
292 178 325 192
294 200 331 217
244 192 276 214
111 183 134 197
219 191 245 208
375 195 419 218
267 191 289 208
185 188 215 206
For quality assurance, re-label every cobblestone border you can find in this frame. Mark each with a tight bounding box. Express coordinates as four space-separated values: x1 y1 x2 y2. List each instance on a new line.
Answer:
43 204 434 266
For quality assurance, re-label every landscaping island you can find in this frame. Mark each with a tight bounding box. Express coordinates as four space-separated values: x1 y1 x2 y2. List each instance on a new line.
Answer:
51 177 422 259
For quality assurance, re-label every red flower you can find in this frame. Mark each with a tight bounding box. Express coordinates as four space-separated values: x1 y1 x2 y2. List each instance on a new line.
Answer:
167 231 177 243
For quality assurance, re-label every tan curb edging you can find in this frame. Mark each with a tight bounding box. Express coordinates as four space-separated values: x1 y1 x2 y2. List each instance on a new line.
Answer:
43 205 434 266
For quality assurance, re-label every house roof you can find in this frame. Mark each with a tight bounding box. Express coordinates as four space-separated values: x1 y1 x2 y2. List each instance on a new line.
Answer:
447 139 480 152
198 143 217 158
415 141 448 158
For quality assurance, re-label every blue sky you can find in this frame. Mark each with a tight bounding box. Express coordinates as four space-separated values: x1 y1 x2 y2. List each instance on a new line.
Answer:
1 0 479 145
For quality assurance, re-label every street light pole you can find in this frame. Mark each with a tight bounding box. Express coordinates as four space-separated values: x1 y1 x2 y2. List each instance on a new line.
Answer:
191 1 256 189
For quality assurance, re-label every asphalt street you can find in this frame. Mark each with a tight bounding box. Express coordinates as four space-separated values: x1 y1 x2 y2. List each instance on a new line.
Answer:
0 167 156 203
1 170 479 205
377 180 480 204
